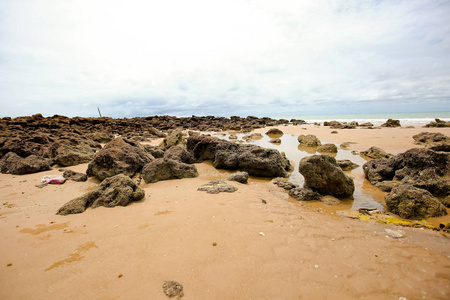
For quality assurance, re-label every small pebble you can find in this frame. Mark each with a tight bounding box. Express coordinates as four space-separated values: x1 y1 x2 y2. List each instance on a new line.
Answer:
7 263 12 267
212 242 217 246
259 232 265 236
118 273 123 278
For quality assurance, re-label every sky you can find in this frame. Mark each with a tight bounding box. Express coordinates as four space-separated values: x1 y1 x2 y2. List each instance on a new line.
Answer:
0 0 449 118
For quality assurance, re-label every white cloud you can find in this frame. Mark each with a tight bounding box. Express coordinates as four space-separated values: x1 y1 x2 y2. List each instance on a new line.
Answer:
0 0 449 117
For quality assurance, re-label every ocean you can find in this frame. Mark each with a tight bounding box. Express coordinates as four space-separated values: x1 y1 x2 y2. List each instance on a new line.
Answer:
275 111 450 127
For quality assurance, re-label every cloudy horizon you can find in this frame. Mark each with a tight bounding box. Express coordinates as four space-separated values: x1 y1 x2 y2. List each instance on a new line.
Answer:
1 0 449 118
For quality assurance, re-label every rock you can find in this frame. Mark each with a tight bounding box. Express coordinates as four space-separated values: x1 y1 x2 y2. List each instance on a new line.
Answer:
384 229 406 239
360 122 374 127
385 184 447 219
148 127 166 138
187 136 291 177
299 155 355 198
86 138 154 181
0 152 51 175
159 128 185 150
229 134 238 140
242 133 263 141
63 170 87 182
441 196 450 208
297 134 321 147
266 128 284 136
85 132 114 143
56 174 145 215
197 179 237 194
381 119 401 127
51 142 95 167
289 187 321 201
360 146 392 159
272 177 298 190
143 145 165 158
340 142 356 150
425 118 450 128
374 181 399 192
337 159 359 171
363 158 396 184
163 146 194 164
320 195 340 205
430 143 450 152
227 171 249 184
413 132 448 144
142 158 198 183
269 138 281 144
162 281 184 299
317 143 338 153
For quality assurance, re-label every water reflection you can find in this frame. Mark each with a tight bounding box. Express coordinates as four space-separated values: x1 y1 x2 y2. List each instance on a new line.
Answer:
216 132 384 211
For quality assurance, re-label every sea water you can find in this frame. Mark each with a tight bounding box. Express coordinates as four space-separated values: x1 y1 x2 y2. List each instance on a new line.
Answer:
275 111 450 126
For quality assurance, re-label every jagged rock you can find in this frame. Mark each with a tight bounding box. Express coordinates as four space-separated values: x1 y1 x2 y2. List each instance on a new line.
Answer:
413 132 448 144
297 134 321 147
63 170 87 182
374 181 399 192
51 142 95 167
187 136 291 177
143 145 164 158
299 155 355 198
289 187 321 201
56 174 145 215
148 127 166 137
363 148 450 197
385 184 447 219
85 132 114 143
197 179 237 194
381 119 401 127
86 137 153 181
159 128 185 150
360 146 392 159
227 171 249 184
272 177 298 190
430 143 450 152
163 145 194 164
425 119 450 128
142 158 198 183
0 152 51 175
441 196 450 207
317 143 338 153
337 159 359 171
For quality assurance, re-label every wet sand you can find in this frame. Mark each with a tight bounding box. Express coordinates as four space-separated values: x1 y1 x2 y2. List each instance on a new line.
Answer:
1 125 450 299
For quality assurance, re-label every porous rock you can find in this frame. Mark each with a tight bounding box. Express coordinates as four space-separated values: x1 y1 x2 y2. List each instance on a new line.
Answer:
317 143 338 153
142 158 198 183
57 174 145 215
63 170 87 182
197 179 237 194
337 159 359 171
227 171 249 184
0 152 51 175
289 187 321 201
159 128 185 150
272 177 298 190
360 146 392 159
297 134 321 147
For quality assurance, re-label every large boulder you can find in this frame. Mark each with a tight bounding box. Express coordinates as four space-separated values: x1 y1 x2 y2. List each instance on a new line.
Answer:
187 136 291 177
57 174 145 215
299 155 355 198
86 138 153 181
0 152 51 175
266 128 284 136
385 184 447 219
163 145 194 164
142 158 198 183
363 148 450 198
297 134 321 147
51 142 95 167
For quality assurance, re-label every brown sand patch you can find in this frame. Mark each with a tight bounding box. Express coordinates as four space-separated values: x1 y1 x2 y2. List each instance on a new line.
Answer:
45 241 98 271
19 222 69 235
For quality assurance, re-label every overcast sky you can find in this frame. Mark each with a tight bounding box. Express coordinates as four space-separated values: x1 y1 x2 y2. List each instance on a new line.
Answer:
1 0 449 118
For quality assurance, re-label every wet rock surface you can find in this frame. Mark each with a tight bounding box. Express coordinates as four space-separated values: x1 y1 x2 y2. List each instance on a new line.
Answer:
57 174 145 215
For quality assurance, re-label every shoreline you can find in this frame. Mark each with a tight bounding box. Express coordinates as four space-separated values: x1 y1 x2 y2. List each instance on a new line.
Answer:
1 122 450 299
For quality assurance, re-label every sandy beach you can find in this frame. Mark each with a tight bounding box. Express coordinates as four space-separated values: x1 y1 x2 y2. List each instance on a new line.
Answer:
1 124 449 299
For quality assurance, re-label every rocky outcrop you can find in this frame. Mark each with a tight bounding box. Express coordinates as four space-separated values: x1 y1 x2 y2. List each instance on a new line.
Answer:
299 155 355 198
56 174 145 215
363 148 450 200
86 137 153 181
413 132 449 144
227 171 249 184
187 136 291 177
424 119 450 128
381 119 401 127
197 179 237 194
289 187 321 201
163 146 195 164
142 158 198 183
0 152 51 175
63 170 88 182
159 128 185 150
297 134 321 147
385 184 447 219
360 146 392 159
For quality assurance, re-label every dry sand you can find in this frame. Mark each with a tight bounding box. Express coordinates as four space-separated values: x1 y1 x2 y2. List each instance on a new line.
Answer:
1 125 449 299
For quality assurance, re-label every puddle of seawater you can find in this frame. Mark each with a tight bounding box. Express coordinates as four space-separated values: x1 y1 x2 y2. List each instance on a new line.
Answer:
217 132 385 212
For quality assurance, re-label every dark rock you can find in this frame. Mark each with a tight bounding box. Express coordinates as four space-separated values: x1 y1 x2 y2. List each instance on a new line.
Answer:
159 128 185 150
413 132 448 144
360 122 374 127
187 136 291 177
143 145 165 158
0 152 51 175
51 142 95 167
269 138 281 144
289 187 321 201
441 196 450 207
337 159 359 171
374 181 399 192
164 146 195 164
424 119 450 128
317 143 338 153
142 158 198 183
227 171 249 184
360 146 392 159
197 179 237 194
148 127 166 138
381 119 401 127
430 143 450 152
56 174 145 215
297 134 321 147
86 137 154 181
85 132 114 143
63 170 88 182
299 155 355 198
385 184 447 219
272 177 298 190
266 128 284 136
363 158 396 184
